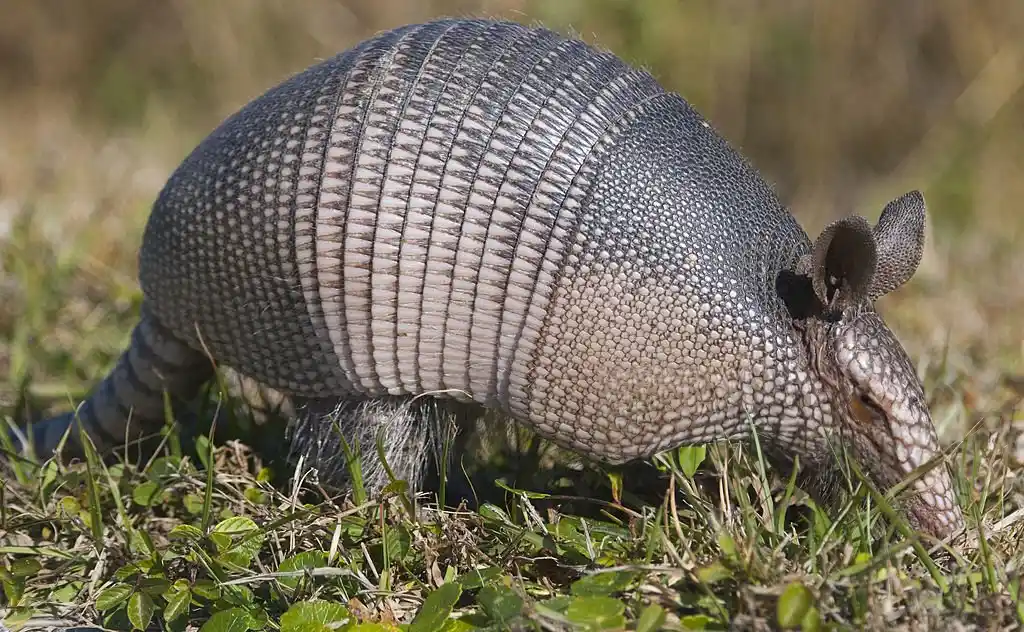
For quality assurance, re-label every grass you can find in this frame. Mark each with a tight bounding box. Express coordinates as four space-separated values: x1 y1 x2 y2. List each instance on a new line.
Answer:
0 370 1021 631
2 1 1024 630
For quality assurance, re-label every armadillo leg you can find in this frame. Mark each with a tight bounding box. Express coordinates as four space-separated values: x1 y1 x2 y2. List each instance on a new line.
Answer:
21 304 214 458
286 396 479 496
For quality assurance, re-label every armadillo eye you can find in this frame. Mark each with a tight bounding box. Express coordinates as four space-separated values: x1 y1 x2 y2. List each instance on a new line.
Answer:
849 394 878 425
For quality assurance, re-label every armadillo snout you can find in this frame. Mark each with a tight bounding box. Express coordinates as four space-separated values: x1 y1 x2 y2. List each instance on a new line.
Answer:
905 469 966 540
833 313 965 539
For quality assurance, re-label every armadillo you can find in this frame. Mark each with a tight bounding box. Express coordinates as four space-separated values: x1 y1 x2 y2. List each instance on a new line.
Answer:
17 17 964 539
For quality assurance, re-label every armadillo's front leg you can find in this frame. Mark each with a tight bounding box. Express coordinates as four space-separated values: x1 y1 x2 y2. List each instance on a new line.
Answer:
286 396 479 496
18 304 214 459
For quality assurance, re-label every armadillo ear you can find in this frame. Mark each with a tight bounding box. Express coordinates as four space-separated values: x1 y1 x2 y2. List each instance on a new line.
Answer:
808 215 878 311
869 190 926 300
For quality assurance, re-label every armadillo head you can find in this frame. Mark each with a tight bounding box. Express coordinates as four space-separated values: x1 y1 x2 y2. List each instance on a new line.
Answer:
792 191 965 540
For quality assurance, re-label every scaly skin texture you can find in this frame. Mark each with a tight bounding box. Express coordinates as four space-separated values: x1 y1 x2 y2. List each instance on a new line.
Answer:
17 19 964 539
797 310 963 539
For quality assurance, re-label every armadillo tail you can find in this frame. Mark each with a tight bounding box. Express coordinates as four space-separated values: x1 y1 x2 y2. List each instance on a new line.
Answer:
18 304 214 459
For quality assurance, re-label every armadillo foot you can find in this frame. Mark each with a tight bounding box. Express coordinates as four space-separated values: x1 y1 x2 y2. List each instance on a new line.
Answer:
285 395 478 498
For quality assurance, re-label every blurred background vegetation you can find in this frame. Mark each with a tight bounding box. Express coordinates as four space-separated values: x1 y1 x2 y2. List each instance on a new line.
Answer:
0 0 1021 441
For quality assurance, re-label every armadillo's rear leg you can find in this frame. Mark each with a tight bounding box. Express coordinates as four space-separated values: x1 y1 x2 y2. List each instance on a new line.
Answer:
18 304 214 459
286 396 479 497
